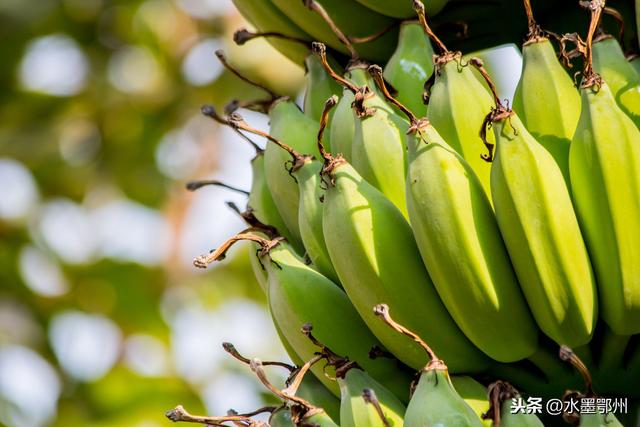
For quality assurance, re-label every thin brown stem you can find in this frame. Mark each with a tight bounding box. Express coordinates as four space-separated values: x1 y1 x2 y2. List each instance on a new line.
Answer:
193 232 273 269
186 180 249 195
311 42 359 94
559 345 594 397
368 65 418 123
233 28 310 48
317 95 338 163
283 354 324 397
362 389 391 427
468 58 502 108
522 0 543 40
373 304 441 365
227 113 302 161
580 0 605 82
222 343 297 372
201 105 263 154
349 21 399 44
250 359 315 408
304 0 358 59
215 50 278 100
225 203 279 239
166 405 257 426
413 0 449 54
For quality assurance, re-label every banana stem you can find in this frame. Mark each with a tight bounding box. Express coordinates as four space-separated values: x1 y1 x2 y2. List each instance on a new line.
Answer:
250 358 315 409
185 180 249 195
233 28 310 48
528 347 571 381
166 404 266 426
215 50 278 101
193 232 280 268
368 64 418 124
413 0 449 54
598 328 631 372
580 0 605 84
201 105 264 154
362 389 391 427
222 342 297 372
559 345 595 396
312 42 359 94
303 0 358 60
316 96 338 164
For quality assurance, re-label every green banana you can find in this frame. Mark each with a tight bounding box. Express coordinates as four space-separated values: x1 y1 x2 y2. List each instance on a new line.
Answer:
383 21 434 118
512 1 581 183
328 65 374 160
269 407 295 427
374 304 484 427
303 53 342 122
316 99 489 372
296 373 342 423
483 381 544 426
473 59 598 347
630 55 640 75
231 0 311 64
450 376 491 427
352 0 449 18
412 1 494 197
570 3 640 335
314 44 410 217
369 67 538 362
269 0 397 62
592 34 640 128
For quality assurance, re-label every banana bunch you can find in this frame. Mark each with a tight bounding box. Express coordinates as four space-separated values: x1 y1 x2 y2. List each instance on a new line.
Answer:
174 0 640 424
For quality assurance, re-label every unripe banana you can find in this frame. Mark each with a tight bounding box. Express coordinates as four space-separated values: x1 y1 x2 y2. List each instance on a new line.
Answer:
473 59 597 347
231 0 311 64
198 233 413 398
411 1 494 197
338 368 405 427
570 3 640 335
296 373 342 423
383 21 434 117
269 0 397 62
303 54 342 122
450 376 491 427
315 97 489 372
483 381 544 427
269 407 295 427
592 34 640 128
630 55 640 75
374 305 484 427
370 66 537 362
512 2 580 183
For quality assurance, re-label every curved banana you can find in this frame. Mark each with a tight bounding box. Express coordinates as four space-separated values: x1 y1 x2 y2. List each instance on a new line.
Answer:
592 34 640 128
411 1 494 197
483 381 544 426
269 0 397 62
512 0 580 183
450 376 491 427
303 54 342 122
352 0 449 18
570 3 640 335
316 97 489 372
369 69 538 362
374 305 484 427
383 21 434 118
472 59 598 347
231 0 311 64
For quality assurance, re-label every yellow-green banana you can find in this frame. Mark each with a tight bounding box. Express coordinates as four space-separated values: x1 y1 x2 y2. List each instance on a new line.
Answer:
269 0 397 62
592 34 640 128
383 21 434 118
231 0 311 64
317 110 489 372
473 59 598 347
450 376 491 427
483 381 544 426
374 305 484 427
369 66 537 362
570 3 640 335
412 1 494 197
304 54 342 122
512 0 580 183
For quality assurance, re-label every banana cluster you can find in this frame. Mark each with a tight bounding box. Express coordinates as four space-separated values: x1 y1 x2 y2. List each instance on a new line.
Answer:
175 0 640 425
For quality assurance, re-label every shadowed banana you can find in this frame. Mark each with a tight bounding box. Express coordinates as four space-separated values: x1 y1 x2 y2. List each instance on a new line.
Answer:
451 376 491 427
370 65 538 362
374 305 484 427
512 0 580 183
474 59 597 348
570 1 640 335
383 21 434 117
482 381 544 426
352 0 449 18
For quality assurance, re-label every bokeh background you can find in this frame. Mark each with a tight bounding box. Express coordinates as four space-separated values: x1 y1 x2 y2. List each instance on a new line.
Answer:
0 0 312 425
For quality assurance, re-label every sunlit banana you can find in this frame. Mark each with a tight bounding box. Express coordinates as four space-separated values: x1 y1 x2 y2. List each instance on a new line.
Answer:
413 0 494 197
512 0 580 183
383 21 434 118
473 59 597 347
570 1 640 335
374 305 484 427
450 376 491 427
